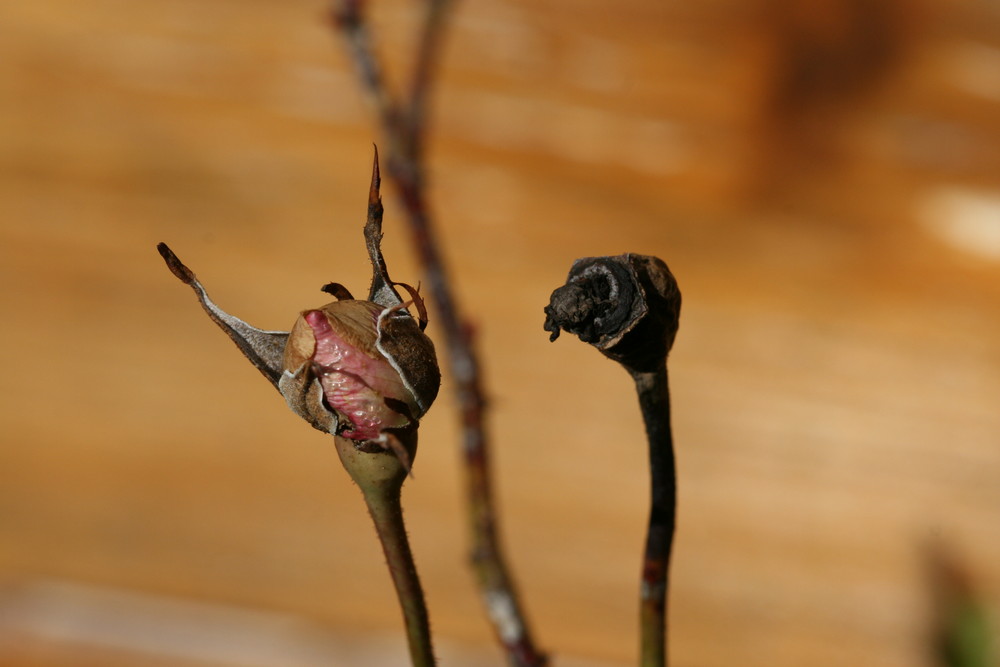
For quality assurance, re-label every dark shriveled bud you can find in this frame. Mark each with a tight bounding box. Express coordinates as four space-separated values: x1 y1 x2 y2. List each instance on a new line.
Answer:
545 253 682 666
544 254 681 373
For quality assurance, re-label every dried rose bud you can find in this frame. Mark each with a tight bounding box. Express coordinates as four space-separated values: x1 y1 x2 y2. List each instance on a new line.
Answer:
158 151 439 471
162 152 443 667
283 299 439 442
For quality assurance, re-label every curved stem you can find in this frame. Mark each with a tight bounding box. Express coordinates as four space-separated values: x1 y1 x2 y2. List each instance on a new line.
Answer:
545 253 679 667
631 366 675 667
361 483 436 667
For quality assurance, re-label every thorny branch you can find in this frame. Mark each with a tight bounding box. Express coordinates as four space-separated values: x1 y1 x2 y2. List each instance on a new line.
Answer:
330 2 548 665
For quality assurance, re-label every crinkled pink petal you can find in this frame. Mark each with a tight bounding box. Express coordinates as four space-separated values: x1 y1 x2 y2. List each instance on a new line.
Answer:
305 309 410 440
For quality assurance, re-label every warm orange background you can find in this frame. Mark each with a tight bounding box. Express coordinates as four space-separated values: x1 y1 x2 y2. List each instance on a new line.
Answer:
2 1 999 666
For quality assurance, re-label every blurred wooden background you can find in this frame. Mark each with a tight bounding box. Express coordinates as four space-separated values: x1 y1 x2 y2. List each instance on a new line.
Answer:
2 0 999 665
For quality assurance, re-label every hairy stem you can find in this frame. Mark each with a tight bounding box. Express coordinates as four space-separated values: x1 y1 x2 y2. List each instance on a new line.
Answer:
631 367 675 667
363 484 436 667
336 435 435 667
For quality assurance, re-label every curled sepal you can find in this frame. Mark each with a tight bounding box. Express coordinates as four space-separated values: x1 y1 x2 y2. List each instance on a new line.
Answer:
278 361 341 435
376 302 439 415
544 254 681 373
157 243 289 388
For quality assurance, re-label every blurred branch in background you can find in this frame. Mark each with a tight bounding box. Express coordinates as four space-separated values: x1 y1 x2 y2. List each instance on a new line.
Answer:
331 1 547 665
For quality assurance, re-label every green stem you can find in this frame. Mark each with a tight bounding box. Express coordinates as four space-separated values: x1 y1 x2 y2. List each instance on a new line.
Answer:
362 485 436 667
631 367 675 667
335 435 435 667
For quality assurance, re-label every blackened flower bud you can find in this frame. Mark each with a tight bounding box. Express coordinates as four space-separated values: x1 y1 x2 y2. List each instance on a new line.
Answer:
544 254 681 373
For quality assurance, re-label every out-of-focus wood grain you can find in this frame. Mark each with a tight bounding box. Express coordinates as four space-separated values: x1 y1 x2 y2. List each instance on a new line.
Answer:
2 1 999 666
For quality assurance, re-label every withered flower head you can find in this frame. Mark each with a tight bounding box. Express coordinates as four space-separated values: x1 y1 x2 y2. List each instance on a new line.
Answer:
545 254 682 667
543 254 680 373
157 152 439 472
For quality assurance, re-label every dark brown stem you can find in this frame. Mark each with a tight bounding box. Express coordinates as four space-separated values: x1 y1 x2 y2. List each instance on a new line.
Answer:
545 254 681 667
632 367 674 667
332 2 547 665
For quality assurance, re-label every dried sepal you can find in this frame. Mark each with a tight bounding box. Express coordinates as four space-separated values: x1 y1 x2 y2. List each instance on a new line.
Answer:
391 281 429 331
364 147 405 310
279 364 341 435
375 301 439 414
321 282 356 300
157 243 289 388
